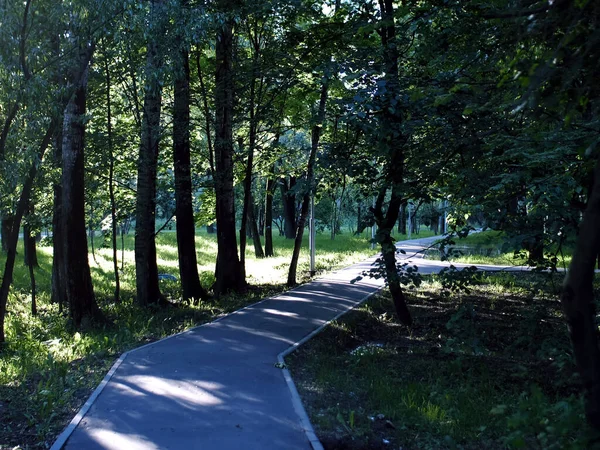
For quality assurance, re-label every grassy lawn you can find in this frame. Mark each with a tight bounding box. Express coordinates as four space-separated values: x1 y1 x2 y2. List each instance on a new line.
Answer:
0 227 436 449
287 272 592 449
431 230 573 268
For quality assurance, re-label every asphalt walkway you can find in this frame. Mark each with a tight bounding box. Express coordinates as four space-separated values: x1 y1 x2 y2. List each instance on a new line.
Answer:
52 235 528 450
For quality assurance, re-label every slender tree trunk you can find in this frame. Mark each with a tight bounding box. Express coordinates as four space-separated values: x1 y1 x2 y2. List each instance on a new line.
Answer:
0 123 54 343
89 204 97 264
248 195 264 258
62 67 104 328
121 226 125 271
26 201 36 315
104 52 120 303
135 0 167 307
287 82 328 287
23 202 38 267
213 11 245 296
561 156 600 430
265 175 275 257
173 41 208 303
330 197 338 240
239 137 264 263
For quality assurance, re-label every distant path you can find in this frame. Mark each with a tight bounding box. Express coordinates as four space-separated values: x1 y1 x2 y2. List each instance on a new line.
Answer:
51 235 529 450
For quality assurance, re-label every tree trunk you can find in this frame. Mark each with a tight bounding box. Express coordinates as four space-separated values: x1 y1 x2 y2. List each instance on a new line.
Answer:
173 42 208 303
1 217 15 253
265 176 275 257
135 0 167 307
399 203 407 235
23 203 38 267
280 177 297 239
287 82 328 287
89 204 97 264
372 0 412 326
26 198 36 315
61 67 104 328
213 11 245 296
104 50 120 303
561 156 600 430
248 196 264 258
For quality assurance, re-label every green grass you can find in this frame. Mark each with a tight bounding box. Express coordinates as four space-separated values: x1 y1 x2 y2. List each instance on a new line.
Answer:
287 272 592 449
0 226 435 449
433 230 573 268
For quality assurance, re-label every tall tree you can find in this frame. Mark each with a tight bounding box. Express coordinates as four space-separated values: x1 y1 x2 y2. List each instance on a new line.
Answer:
135 0 168 306
173 1 209 303
61 55 104 327
213 3 246 295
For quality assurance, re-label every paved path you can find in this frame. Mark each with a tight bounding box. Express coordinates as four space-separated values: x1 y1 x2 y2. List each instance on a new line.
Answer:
52 235 528 450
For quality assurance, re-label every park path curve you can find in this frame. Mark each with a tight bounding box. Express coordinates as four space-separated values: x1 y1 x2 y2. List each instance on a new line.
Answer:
52 235 528 450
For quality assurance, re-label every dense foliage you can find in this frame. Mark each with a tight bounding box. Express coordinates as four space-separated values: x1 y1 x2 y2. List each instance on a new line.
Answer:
1 0 600 446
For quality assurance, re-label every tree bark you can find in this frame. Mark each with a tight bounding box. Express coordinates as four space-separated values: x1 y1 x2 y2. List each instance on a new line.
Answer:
61 66 104 328
135 0 167 307
1 217 15 253
23 202 38 267
280 177 297 239
561 156 600 430
213 11 245 296
173 41 208 303
104 50 120 303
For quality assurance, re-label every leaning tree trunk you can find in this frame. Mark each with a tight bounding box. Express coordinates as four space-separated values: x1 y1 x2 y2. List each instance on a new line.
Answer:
287 82 328 287
213 11 245 296
561 156 600 430
61 69 104 328
0 124 54 343
173 42 208 303
135 0 167 307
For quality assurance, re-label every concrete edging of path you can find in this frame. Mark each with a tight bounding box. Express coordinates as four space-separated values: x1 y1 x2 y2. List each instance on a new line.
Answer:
50 272 382 450
277 283 386 450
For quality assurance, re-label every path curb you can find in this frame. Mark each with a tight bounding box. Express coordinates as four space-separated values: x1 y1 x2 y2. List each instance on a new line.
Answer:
277 283 385 450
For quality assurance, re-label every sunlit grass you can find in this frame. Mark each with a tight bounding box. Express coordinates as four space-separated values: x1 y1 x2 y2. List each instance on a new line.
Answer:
436 230 573 268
